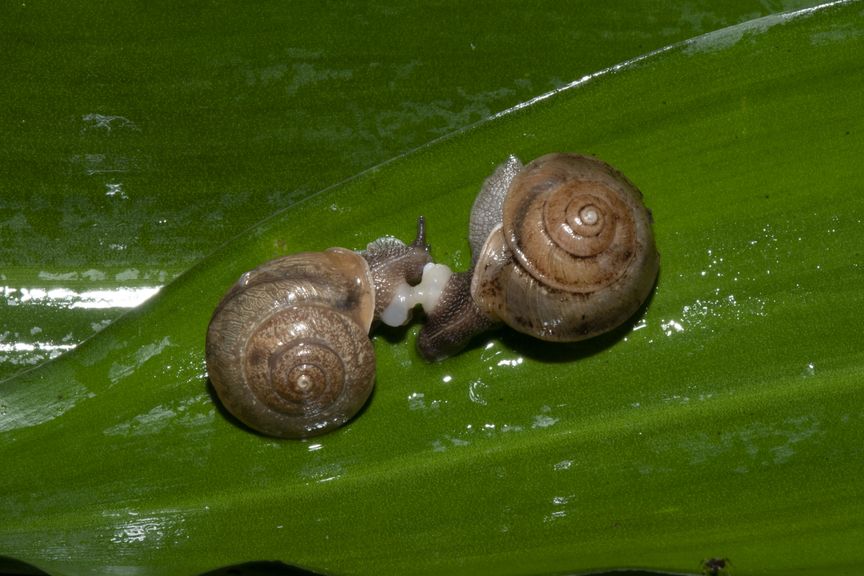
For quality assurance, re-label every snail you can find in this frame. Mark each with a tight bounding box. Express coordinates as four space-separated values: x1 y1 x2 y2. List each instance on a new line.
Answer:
415 152 660 360
205 218 452 439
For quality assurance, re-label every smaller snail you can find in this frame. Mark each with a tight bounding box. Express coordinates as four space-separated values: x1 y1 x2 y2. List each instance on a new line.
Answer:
417 153 659 360
206 218 447 439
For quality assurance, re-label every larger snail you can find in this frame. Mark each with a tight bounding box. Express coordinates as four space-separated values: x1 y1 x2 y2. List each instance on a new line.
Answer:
416 152 659 360
205 218 452 439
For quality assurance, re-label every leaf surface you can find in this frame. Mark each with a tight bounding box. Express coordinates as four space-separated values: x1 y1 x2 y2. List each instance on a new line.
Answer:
1 2 863 575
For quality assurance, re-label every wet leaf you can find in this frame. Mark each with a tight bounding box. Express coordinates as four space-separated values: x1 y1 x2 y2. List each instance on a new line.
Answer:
1 2 863 575
0 0 832 379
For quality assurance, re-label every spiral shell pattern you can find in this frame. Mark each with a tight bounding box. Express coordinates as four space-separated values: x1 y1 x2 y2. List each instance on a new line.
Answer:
206 249 376 438
472 153 658 341
503 153 649 292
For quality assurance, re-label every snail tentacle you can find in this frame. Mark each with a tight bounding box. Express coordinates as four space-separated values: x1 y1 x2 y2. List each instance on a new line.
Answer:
362 216 433 322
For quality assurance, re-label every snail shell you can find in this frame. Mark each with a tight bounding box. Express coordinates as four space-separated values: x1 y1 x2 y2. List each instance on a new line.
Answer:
206 222 431 439
472 153 659 341
206 249 377 439
418 153 658 359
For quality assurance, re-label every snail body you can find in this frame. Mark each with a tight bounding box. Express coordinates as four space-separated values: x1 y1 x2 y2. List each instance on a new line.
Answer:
206 221 432 439
418 153 659 360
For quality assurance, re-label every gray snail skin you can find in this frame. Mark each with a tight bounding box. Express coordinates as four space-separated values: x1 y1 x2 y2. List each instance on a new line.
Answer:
205 219 433 439
418 153 659 361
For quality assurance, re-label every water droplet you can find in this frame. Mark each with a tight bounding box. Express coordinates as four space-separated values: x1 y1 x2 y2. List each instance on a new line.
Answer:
468 380 488 405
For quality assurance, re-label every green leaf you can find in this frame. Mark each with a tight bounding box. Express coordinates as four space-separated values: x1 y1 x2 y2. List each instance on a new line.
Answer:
0 0 833 380
2 2 863 576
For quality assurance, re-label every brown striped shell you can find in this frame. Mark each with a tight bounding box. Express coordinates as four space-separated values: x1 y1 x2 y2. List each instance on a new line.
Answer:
206 220 432 438
205 249 377 439
471 153 659 341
